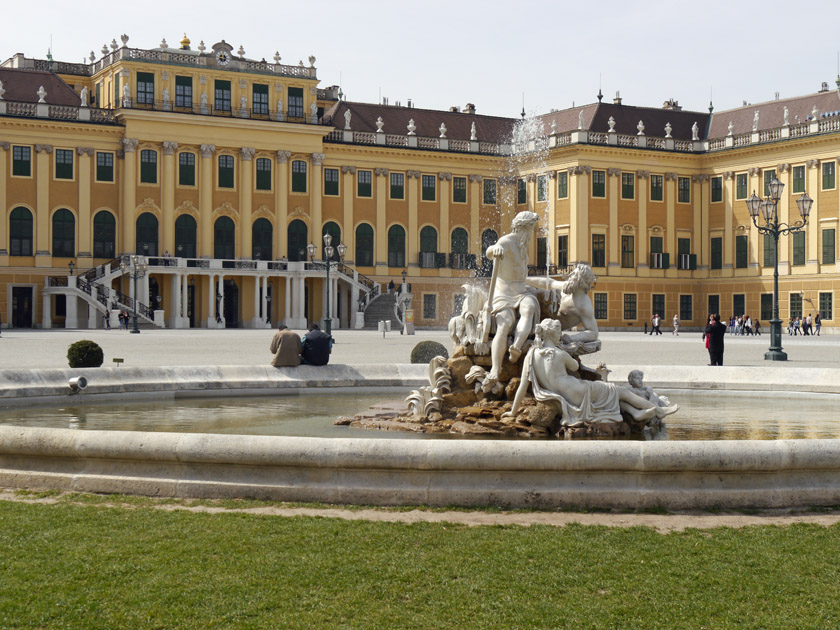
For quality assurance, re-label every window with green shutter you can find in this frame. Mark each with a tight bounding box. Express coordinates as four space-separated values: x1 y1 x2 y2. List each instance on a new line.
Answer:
621 235 634 268
650 175 663 201
179 152 195 186
733 294 745 318
819 292 833 320
390 172 404 199
557 171 568 199
711 237 722 269
763 234 776 267
789 293 802 319
288 87 304 117
136 72 154 105
678 177 690 203
252 83 269 115
792 165 805 193
12 146 31 177
357 170 372 197
557 235 568 268
594 293 608 319
421 175 436 201
823 162 836 190
736 173 748 199
291 160 307 193
483 179 496 204
679 295 693 322
792 231 805 266
621 172 634 199
96 152 114 182
760 294 773 320
822 228 836 264
218 155 234 188
592 170 606 198
324 168 339 196
711 176 722 202
736 235 748 268
763 169 776 196
54 149 74 179
175 76 192 108
517 178 526 204
256 158 272 190
591 234 606 267
453 177 467 203
214 80 231 112
140 150 157 184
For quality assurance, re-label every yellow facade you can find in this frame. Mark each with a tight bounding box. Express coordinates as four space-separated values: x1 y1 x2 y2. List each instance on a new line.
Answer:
1 40 839 331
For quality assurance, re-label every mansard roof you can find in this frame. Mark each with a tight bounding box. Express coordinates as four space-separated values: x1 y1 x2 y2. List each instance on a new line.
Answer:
708 89 840 138
0 67 80 106
323 101 516 143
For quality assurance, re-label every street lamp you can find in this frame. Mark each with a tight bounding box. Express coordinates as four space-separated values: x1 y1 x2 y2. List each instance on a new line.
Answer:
307 233 347 335
745 178 812 361
401 268 407 293
119 255 147 334
266 284 272 324
68 260 75 276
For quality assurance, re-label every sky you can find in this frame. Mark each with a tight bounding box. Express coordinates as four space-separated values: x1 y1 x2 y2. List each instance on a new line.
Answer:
5 0 840 119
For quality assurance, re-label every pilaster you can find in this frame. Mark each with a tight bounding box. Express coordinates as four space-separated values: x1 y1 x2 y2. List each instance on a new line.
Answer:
76 147 94 257
723 171 734 272
311 153 325 238
342 165 355 263
664 172 677 278
468 175 482 261
806 160 820 268
162 141 178 255
0 144 7 260
607 168 620 272
637 171 649 274
240 147 255 257
407 170 420 270
438 172 452 277
776 164 791 274
277 151 290 258
375 167 388 272
34 144 53 265
693 174 709 275
199 144 215 257
568 166 590 264
748 167 760 269
121 138 138 255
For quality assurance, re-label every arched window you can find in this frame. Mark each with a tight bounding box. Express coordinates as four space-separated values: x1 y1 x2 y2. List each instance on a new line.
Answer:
175 214 197 258
451 228 469 254
388 225 406 268
93 211 116 259
136 212 159 256
287 219 308 261
355 223 374 267
52 209 75 258
479 229 499 276
420 226 438 253
214 216 235 259
10 207 33 256
322 221 341 261
252 218 272 260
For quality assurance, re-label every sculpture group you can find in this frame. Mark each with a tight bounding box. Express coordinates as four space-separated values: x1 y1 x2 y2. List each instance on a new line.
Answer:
342 210 678 438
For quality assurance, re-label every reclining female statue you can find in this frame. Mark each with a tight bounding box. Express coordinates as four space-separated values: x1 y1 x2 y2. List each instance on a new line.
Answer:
503 319 679 426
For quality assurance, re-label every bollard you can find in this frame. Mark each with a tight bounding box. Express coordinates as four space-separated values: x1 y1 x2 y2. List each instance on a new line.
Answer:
385 320 392 332
378 321 386 339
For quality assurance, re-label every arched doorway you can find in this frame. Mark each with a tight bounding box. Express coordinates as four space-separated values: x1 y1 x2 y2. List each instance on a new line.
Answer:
355 223 373 266
387 225 406 268
10 207 33 256
93 211 116 259
288 219 308 261
52 209 75 258
223 278 239 328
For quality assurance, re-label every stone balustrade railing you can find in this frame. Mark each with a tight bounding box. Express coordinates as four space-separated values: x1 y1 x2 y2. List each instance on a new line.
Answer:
0 99 117 124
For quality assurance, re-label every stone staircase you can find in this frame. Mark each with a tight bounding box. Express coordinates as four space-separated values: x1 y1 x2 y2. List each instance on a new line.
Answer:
363 293 402 329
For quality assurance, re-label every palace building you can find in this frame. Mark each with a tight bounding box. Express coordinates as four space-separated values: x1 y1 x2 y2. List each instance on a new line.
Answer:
1 35 839 332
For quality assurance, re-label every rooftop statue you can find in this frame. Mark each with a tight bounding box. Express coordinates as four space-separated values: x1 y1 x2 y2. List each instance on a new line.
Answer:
691 122 699 141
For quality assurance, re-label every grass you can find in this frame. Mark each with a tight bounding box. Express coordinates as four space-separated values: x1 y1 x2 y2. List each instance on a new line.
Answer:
1 499 839 628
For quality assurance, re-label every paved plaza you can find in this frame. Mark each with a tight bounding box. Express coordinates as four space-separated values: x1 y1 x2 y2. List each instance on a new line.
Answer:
0 326 836 370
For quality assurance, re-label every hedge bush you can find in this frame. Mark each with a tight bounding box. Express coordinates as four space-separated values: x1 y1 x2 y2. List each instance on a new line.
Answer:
410 340 449 364
67 340 104 368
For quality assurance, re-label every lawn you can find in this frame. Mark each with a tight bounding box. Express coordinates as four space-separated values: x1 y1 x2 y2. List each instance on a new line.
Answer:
1 499 838 629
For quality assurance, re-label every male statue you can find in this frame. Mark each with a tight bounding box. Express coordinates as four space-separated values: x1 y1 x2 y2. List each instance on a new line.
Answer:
483 210 541 388
526 262 599 347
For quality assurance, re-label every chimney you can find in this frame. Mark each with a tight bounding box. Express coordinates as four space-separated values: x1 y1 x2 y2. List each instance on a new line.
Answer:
462 102 476 115
662 98 682 111
449 106 459 112
613 91 622 105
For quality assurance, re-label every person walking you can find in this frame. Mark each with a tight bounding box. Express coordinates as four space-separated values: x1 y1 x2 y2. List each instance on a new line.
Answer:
704 313 727 366
803 313 812 336
793 316 801 335
744 315 752 336
672 314 680 336
651 313 662 335
269 324 302 367
815 312 821 336
754 319 761 335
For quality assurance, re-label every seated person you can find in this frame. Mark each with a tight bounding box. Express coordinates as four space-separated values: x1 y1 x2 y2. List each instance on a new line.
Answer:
301 323 332 366
269 324 301 367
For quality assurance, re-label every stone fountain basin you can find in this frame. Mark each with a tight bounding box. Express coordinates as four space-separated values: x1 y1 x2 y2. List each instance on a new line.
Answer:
1 365 839 510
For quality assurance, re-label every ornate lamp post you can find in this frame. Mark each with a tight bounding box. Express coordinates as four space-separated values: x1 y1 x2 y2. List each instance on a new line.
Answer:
401 268 407 293
744 178 812 361
307 234 347 335
68 260 75 276
119 255 147 334
266 285 272 324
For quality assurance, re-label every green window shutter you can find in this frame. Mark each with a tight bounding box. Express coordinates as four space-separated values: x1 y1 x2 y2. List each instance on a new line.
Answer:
689 254 697 270
662 253 670 269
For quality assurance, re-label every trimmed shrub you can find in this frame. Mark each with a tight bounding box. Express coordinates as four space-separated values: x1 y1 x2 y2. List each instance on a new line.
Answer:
410 340 449 364
67 340 104 368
